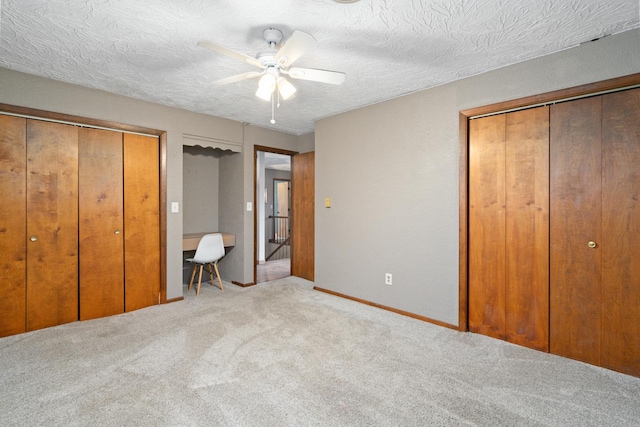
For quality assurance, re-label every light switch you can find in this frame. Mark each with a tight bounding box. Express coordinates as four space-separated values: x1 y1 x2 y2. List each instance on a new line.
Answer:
325 197 331 208
247 202 253 212
171 202 179 213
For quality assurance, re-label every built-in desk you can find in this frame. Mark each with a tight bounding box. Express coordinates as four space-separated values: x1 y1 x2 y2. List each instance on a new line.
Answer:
183 232 236 251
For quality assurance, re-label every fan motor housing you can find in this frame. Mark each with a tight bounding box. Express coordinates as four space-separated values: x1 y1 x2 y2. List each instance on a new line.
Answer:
256 49 278 67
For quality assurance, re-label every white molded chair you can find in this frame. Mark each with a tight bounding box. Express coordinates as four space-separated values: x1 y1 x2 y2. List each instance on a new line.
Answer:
186 233 225 295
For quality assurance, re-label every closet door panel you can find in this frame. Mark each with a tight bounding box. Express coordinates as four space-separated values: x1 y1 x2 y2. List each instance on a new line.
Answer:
601 88 640 377
550 98 602 366
468 114 506 339
26 120 79 331
0 116 27 337
123 133 160 311
79 128 125 320
505 107 549 351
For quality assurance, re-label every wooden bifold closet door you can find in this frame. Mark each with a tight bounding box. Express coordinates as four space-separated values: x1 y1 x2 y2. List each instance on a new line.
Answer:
469 87 640 377
1 118 79 333
600 89 640 376
550 89 640 376
26 120 80 331
468 106 549 352
123 133 160 311
549 97 603 366
0 115 160 338
0 115 28 336
79 128 125 320
79 130 160 318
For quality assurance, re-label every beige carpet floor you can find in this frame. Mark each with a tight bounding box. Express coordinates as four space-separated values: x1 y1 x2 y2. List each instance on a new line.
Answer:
1 277 639 426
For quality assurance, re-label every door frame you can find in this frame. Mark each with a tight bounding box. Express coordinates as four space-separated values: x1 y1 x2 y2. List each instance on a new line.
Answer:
458 73 640 331
0 103 169 303
253 145 298 284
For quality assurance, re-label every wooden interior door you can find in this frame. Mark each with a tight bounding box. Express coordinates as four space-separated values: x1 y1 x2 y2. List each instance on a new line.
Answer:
549 97 603 366
468 114 506 339
291 151 314 281
26 119 79 331
504 106 550 351
123 133 160 311
79 128 125 320
601 88 640 377
0 115 27 337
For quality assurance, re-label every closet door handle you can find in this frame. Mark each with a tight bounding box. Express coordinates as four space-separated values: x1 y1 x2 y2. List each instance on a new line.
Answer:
114 230 121 235
588 241 597 248
30 236 38 242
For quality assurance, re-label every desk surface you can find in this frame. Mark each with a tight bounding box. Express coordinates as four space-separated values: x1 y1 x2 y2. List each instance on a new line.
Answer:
183 232 236 251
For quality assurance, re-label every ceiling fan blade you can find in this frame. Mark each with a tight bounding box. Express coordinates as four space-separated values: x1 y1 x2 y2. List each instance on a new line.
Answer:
274 31 316 67
213 71 263 86
287 67 346 85
198 41 263 69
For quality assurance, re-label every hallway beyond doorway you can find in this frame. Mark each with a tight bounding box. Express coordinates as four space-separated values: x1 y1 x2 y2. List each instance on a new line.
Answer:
257 258 290 283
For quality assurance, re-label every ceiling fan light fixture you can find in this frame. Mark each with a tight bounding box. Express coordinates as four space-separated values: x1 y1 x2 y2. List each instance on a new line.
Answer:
277 77 296 100
256 69 277 101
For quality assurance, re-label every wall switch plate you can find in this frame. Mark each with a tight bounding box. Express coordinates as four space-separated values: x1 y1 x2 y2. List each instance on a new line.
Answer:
325 197 331 208
385 273 392 285
171 202 179 213
247 202 253 211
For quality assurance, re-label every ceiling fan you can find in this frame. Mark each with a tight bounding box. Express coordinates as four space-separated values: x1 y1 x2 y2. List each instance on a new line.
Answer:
198 28 345 102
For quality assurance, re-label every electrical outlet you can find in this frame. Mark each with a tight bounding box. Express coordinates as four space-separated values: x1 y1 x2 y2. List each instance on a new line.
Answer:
385 273 392 285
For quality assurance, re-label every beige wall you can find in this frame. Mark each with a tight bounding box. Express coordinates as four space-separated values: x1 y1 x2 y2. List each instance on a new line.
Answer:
298 132 315 153
315 29 640 326
218 151 245 283
182 146 221 234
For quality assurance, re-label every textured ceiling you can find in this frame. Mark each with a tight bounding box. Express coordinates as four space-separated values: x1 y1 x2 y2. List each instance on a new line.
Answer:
0 0 638 135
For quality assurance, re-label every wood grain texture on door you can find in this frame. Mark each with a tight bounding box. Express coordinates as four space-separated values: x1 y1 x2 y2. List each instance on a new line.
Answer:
79 128 125 320
550 97 602 366
123 133 160 311
505 106 550 351
0 115 27 337
468 114 506 339
26 119 79 331
601 88 640 377
291 151 315 281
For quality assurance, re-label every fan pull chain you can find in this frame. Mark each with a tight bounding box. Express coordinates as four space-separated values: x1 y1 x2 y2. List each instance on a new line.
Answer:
270 93 276 124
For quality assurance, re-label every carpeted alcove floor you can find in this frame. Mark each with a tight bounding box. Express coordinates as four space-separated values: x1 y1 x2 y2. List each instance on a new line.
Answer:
1 277 639 426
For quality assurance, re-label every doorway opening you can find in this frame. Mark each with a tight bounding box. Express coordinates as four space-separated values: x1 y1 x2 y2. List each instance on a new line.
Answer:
255 147 295 283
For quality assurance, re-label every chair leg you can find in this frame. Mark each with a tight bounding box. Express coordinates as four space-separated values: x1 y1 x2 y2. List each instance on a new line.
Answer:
213 261 224 291
188 264 198 291
206 263 215 286
196 264 204 296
